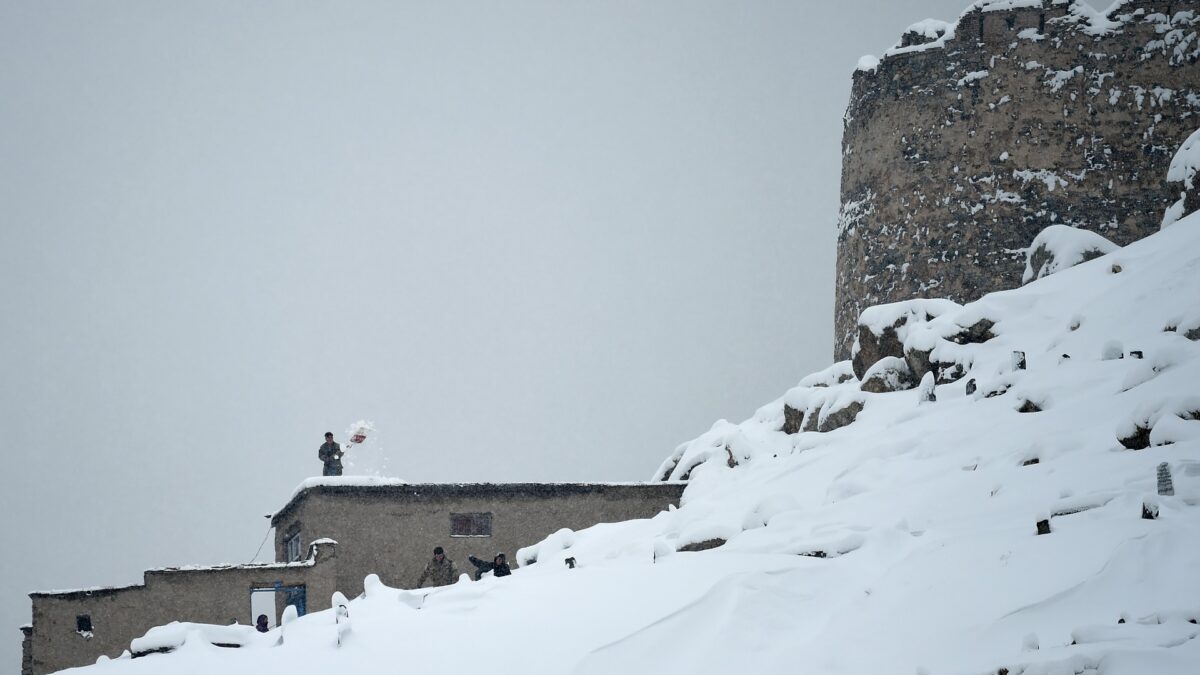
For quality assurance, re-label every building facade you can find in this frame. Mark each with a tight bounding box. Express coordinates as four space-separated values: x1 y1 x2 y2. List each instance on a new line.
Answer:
25 542 338 675
270 482 688 597
23 481 685 675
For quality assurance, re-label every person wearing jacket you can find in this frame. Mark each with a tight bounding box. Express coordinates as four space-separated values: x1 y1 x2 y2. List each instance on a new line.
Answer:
415 546 459 587
318 432 343 476
468 552 512 580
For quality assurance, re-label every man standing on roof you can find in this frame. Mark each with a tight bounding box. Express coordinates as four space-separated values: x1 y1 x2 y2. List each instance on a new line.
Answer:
319 432 343 476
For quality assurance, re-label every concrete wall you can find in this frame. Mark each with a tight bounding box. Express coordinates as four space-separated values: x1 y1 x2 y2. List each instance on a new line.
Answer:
271 483 686 597
835 0 1200 358
26 541 337 675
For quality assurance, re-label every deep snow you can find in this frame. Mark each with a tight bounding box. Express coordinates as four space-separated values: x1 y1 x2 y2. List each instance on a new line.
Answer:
70 216 1200 674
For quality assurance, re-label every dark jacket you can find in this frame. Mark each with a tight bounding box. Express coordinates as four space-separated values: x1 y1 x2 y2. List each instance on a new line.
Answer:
318 441 343 476
468 555 512 580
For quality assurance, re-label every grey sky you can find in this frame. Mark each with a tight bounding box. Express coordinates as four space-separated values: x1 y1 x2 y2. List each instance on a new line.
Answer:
1 0 971 666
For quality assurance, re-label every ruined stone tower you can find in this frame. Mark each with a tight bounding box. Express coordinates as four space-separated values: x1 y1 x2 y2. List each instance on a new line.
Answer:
835 0 1200 359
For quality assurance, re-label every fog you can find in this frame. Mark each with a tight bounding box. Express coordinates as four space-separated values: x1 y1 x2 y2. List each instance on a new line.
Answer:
0 0 971 668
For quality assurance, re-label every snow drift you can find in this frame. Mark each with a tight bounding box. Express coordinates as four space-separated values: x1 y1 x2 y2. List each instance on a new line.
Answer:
66 216 1200 675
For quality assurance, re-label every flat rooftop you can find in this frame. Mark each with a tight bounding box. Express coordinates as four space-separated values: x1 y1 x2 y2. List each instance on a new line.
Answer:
270 478 687 527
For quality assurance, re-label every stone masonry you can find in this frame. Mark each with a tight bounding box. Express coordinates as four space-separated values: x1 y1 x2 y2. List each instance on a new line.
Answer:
26 541 338 675
20 626 31 675
22 481 683 675
270 482 686 598
836 0 1200 358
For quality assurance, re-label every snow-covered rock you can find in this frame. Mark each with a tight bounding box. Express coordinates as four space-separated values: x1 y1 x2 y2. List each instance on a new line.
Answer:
860 356 916 393
1163 126 1200 228
1022 224 1119 284
850 298 962 379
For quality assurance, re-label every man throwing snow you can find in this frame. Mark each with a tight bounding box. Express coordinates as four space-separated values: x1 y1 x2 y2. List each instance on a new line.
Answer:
415 546 459 588
318 432 343 476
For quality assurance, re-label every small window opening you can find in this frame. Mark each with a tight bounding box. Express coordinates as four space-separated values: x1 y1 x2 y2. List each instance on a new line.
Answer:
285 533 302 562
76 615 92 633
1005 15 1016 30
978 14 985 39
1038 13 1046 33
450 512 493 537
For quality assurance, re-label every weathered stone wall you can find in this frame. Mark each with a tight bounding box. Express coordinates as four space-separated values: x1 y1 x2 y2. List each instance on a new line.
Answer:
26 542 337 675
19 626 31 675
836 0 1200 358
271 483 686 596
19 482 682 675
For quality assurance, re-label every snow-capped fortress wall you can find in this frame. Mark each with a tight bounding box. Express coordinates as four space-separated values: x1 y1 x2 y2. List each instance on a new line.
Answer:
835 0 1200 359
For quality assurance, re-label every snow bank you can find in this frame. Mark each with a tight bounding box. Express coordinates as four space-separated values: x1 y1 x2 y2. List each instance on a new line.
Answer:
130 623 275 654
67 213 1200 675
856 297 961 337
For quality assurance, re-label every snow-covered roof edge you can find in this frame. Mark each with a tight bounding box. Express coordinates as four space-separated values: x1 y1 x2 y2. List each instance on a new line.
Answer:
31 542 336 598
30 583 144 599
272 479 688 527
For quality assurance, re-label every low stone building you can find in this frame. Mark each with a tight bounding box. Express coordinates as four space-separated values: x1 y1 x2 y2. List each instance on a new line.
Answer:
22 480 685 675
270 481 688 597
25 541 339 675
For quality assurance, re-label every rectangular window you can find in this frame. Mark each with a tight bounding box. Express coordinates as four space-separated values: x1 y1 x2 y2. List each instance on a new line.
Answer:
450 512 492 537
285 533 302 562
76 615 92 633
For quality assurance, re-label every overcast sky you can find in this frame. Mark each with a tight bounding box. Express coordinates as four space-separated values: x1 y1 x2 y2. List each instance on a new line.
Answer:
1 0 973 666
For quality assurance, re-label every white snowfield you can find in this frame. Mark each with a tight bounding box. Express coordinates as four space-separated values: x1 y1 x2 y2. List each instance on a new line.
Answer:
71 217 1200 674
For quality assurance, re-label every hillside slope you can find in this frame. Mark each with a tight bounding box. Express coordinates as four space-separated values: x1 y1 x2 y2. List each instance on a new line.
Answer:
72 216 1200 674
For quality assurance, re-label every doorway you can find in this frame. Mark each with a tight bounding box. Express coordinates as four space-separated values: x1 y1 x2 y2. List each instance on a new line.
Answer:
250 582 306 629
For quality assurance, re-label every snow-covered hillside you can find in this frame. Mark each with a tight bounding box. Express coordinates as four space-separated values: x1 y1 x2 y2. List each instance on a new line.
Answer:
71 217 1200 674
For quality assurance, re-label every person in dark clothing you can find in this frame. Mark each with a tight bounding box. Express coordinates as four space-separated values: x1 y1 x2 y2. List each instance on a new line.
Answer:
318 432 343 476
467 552 512 580
255 614 270 633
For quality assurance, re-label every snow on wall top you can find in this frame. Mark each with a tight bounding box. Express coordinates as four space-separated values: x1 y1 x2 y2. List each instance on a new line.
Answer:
30 584 145 599
286 476 410 502
273 478 686 527
857 0 1128 70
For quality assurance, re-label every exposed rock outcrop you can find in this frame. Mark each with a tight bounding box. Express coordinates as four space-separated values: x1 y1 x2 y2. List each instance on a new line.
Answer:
818 399 866 432
860 356 917 393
